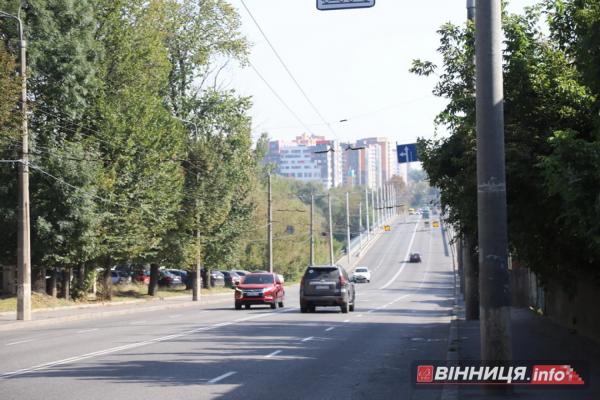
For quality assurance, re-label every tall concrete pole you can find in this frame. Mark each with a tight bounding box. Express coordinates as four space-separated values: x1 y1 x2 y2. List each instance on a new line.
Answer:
370 190 375 230
0 11 33 321
358 202 363 249
475 0 512 362
268 173 273 273
328 193 334 265
310 194 315 266
345 192 351 263
467 0 476 21
365 187 370 240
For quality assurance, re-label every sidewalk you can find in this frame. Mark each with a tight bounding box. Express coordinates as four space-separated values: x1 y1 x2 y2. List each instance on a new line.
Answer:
453 306 600 399
0 291 232 332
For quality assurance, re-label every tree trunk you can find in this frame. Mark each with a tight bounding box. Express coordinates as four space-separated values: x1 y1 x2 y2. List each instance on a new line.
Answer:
32 266 47 293
103 259 112 301
78 263 86 289
463 233 480 320
47 269 57 298
62 267 72 300
148 263 159 296
457 237 465 296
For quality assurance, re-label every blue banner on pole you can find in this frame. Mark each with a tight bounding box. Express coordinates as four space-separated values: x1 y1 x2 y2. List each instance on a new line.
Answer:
397 143 419 164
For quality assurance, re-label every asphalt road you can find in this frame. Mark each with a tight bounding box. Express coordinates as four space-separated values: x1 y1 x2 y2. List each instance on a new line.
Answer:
0 215 455 400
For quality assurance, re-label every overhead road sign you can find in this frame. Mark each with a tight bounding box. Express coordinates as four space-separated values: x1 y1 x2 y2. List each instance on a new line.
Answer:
397 143 419 164
317 0 376 11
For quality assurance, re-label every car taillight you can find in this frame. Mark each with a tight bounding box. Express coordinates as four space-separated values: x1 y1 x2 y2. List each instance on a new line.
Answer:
339 275 346 286
301 276 305 286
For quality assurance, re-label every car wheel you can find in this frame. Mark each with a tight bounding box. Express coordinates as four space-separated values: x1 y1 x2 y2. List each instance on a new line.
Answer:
270 301 277 309
278 300 284 308
244 304 250 310
300 305 308 313
349 303 355 312
235 302 242 310
340 302 349 314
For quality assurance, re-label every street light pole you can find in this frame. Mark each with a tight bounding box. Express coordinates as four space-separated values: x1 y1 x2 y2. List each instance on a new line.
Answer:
174 116 201 302
327 193 334 265
310 194 315 266
345 192 351 263
365 187 370 240
268 173 273 273
475 0 512 363
1 10 31 321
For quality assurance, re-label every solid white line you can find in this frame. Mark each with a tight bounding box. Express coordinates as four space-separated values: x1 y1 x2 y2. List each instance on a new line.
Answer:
325 327 335 332
5 339 33 346
76 329 99 334
301 336 313 342
343 319 350 323
265 350 282 358
208 371 237 384
379 222 419 290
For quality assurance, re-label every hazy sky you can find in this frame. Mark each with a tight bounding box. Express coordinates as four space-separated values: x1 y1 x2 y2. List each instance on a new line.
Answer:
222 0 538 145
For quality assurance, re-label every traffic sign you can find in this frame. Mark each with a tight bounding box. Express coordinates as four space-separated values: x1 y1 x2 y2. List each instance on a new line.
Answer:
397 143 419 164
432 221 440 228
317 0 375 11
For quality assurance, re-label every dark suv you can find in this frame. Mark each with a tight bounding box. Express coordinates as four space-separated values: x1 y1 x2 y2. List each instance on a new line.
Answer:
299 265 355 313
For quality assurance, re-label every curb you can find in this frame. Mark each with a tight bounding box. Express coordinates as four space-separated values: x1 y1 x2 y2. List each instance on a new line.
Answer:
0 294 232 332
441 223 463 400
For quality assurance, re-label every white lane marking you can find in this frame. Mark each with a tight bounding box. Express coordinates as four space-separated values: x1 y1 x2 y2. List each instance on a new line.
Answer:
5 339 34 346
208 371 237 384
1 307 299 378
357 314 363 317
212 322 233 328
76 329 99 334
379 222 419 290
169 314 182 319
265 350 282 358
129 320 146 325
343 319 350 323
325 327 335 332
301 336 313 342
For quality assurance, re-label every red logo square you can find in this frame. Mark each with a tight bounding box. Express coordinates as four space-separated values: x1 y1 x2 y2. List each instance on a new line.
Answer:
417 365 434 383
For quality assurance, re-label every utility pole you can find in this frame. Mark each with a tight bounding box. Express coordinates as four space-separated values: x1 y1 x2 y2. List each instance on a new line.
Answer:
365 187 370 240
310 194 315 266
475 0 512 362
1 10 31 321
268 173 273 273
327 192 334 265
358 202 363 250
370 190 375 230
345 192 351 263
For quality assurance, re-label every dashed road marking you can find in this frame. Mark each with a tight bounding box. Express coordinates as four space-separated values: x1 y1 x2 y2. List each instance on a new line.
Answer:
5 339 33 346
265 350 282 358
76 328 99 334
301 336 313 342
208 371 237 384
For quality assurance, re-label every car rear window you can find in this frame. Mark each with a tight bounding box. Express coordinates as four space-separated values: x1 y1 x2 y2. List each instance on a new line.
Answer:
242 274 274 284
355 268 368 272
305 267 339 280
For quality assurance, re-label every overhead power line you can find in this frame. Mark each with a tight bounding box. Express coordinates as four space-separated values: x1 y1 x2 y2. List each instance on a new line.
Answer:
248 61 315 135
240 0 338 138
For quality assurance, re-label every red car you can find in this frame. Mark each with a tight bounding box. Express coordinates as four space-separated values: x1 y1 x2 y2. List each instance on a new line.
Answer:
234 273 285 310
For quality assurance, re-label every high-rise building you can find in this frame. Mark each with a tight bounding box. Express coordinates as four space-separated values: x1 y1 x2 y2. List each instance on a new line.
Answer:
264 134 399 190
